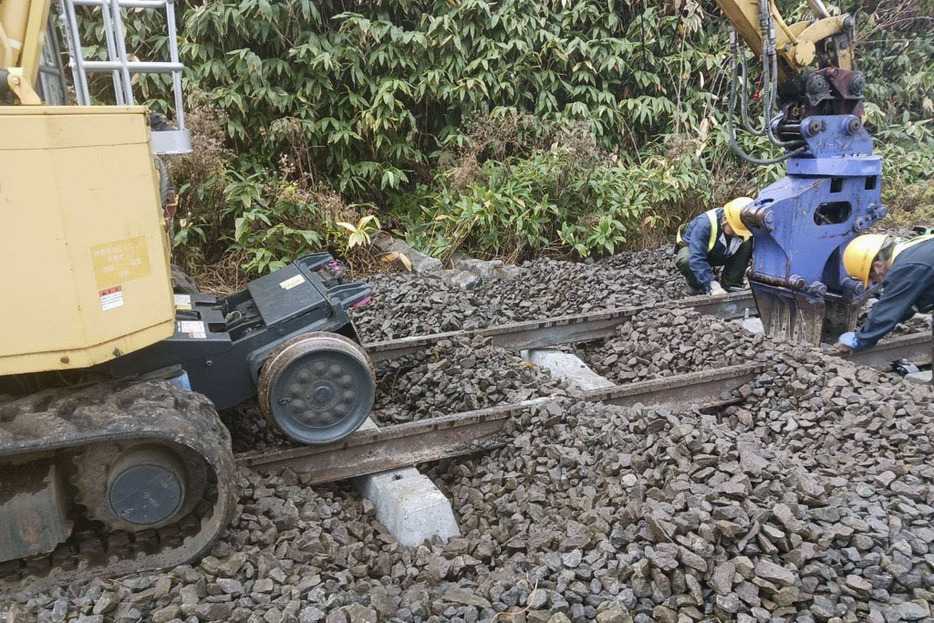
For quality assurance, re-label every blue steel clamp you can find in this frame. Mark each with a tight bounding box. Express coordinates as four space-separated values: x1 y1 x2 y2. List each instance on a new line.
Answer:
742 114 886 344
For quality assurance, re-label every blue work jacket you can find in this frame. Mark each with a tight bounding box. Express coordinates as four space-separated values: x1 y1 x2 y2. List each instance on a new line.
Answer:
678 209 747 289
855 236 934 348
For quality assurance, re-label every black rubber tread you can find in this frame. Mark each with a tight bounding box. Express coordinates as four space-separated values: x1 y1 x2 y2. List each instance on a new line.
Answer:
170 264 200 295
0 381 236 595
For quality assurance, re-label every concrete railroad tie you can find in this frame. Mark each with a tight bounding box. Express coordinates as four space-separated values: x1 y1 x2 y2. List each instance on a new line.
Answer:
352 418 460 547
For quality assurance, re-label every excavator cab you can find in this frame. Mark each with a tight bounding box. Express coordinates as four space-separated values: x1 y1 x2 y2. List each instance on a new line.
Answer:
0 0 376 585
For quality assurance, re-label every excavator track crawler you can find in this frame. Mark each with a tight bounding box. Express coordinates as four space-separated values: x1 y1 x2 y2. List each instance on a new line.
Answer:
0 381 236 595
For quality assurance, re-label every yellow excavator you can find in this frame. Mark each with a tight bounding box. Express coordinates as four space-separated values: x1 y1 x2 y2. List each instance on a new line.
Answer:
0 0 375 589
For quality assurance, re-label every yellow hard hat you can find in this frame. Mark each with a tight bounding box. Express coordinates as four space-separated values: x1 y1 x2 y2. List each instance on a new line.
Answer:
723 197 754 239
842 233 890 287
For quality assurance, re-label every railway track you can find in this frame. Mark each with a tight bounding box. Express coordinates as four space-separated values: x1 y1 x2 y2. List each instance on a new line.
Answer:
4 293 928 594
240 294 932 483
365 290 759 362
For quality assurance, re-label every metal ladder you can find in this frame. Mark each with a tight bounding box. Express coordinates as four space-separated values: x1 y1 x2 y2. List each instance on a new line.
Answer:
57 0 190 154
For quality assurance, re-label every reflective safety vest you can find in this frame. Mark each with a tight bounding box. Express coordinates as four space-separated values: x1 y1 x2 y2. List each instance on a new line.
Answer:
676 209 718 251
892 234 934 261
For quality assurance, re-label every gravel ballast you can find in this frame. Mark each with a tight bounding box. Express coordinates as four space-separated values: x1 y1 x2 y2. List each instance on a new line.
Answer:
576 307 769 385
11 349 931 622
372 335 565 425
351 249 684 341
5 252 934 623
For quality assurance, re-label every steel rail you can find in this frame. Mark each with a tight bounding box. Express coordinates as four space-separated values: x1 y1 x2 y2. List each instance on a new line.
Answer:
845 332 932 368
574 364 764 409
365 290 930 369
238 364 766 482
364 291 757 362
235 399 551 483
245 293 930 484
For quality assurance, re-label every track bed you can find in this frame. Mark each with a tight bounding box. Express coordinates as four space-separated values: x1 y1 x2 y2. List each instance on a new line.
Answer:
5 253 933 622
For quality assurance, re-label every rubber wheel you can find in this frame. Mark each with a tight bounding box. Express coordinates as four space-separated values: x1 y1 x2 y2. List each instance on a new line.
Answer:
171 264 200 295
258 333 376 445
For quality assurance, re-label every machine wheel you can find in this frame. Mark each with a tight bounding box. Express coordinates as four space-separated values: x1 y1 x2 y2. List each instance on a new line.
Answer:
171 264 200 295
73 442 208 532
258 332 376 445
0 380 236 591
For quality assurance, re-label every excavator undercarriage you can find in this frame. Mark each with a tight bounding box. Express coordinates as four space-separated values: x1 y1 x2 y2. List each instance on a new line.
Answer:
0 382 236 591
0 248 376 588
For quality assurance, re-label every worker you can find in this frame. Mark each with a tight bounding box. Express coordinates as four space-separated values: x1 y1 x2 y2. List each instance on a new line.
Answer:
674 197 754 296
835 233 934 352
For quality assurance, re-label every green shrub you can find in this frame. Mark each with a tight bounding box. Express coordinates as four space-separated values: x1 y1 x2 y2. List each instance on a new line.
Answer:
858 12 934 219
69 0 934 271
173 0 728 199
400 114 711 259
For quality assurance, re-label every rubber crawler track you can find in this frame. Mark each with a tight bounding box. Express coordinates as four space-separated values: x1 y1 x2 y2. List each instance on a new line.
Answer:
0 381 236 596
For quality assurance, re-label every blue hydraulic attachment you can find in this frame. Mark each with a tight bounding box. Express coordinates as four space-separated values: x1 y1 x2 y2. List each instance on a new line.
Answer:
740 114 886 344
715 0 885 345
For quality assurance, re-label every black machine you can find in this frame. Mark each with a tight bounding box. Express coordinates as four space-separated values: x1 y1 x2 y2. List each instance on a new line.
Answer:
119 253 375 445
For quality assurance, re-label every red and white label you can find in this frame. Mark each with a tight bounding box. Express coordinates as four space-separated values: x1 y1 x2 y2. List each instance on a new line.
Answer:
99 286 124 311
177 320 207 339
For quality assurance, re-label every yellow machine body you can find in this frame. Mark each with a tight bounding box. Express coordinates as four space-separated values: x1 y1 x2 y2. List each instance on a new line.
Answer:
0 106 175 374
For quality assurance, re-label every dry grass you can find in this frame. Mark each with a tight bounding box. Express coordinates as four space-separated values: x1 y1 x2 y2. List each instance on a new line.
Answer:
883 180 934 230
183 251 249 296
182 241 401 295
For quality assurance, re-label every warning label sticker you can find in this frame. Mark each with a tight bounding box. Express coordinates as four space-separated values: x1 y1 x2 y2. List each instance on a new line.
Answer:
99 286 124 311
90 236 151 289
177 320 207 339
279 274 305 290
174 294 192 310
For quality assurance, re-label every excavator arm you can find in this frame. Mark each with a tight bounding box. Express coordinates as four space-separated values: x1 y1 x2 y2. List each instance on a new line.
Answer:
716 0 854 86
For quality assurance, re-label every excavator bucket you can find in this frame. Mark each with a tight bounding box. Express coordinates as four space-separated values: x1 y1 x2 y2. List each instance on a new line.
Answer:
737 115 884 346
820 292 870 343
751 282 825 345
751 281 871 345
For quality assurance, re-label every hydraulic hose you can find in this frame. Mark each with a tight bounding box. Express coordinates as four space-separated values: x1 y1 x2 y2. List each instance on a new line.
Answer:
739 45 767 136
727 28 808 165
757 0 800 149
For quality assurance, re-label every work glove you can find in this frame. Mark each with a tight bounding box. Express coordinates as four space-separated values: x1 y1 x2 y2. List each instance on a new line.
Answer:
708 281 726 297
833 331 858 353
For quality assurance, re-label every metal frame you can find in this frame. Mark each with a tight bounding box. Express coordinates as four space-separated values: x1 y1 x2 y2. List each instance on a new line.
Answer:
57 0 190 153
37 20 68 103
